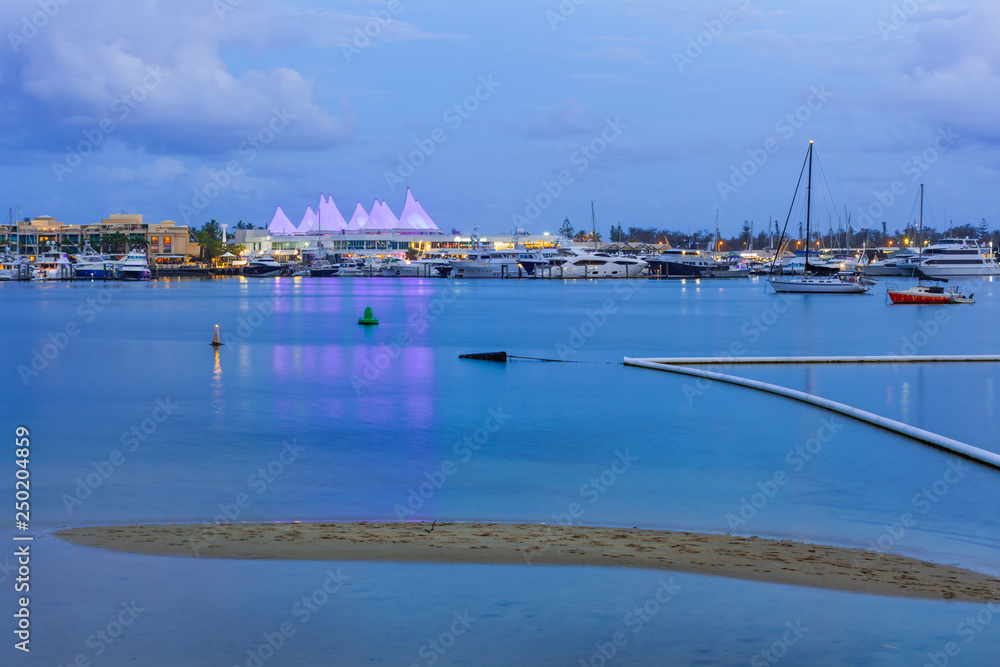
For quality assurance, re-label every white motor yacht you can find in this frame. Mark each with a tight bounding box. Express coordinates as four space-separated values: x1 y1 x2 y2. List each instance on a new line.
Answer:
450 249 530 278
0 254 28 281
32 251 75 281
397 256 453 278
912 238 1000 279
532 247 647 278
117 250 152 281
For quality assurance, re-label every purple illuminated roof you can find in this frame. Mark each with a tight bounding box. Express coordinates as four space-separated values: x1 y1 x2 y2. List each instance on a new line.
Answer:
268 206 298 235
397 188 440 231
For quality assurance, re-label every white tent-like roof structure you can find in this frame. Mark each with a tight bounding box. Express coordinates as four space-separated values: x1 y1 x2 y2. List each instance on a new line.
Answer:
362 198 389 230
317 195 348 233
297 206 318 234
397 188 440 231
268 206 298 235
345 202 369 231
380 200 400 229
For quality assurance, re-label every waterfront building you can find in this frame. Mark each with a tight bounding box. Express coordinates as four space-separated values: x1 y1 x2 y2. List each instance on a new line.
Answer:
0 214 192 259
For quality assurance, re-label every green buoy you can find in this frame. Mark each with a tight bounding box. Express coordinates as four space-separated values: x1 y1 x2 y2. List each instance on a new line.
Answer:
358 307 379 325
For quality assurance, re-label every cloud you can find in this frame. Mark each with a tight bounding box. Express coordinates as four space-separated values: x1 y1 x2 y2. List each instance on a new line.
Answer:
572 46 654 64
0 0 463 157
886 3 1000 143
506 98 605 138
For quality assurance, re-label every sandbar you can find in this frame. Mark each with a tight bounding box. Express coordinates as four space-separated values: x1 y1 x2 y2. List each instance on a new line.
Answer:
56 522 1000 602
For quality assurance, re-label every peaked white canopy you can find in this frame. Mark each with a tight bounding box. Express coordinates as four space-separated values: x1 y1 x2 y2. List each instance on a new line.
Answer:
397 188 440 231
297 206 318 234
380 200 400 229
318 195 348 233
268 206 298 235
362 198 389 230
346 202 368 231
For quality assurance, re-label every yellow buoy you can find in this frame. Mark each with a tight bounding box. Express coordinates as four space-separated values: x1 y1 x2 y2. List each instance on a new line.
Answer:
358 307 379 325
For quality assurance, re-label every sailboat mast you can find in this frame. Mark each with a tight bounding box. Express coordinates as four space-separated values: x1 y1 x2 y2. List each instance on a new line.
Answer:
591 201 596 250
918 183 923 258
805 141 813 268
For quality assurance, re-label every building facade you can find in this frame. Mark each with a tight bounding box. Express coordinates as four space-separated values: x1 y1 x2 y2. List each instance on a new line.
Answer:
1 214 193 258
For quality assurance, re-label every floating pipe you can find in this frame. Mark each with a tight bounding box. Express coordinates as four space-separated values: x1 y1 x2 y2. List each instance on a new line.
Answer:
638 355 1000 365
624 357 1000 471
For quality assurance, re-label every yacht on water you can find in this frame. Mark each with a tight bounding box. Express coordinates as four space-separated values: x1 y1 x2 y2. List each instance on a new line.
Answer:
861 249 918 277
449 248 531 278
244 255 283 277
396 255 454 278
528 247 647 278
645 248 717 277
32 251 75 281
117 250 152 281
912 238 1000 279
0 254 27 281
308 259 339 277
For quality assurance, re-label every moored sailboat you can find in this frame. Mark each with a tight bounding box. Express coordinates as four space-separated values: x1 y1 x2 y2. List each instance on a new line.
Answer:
767 142 870 295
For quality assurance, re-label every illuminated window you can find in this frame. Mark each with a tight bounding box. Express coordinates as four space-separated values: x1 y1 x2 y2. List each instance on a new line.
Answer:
151 237 159 243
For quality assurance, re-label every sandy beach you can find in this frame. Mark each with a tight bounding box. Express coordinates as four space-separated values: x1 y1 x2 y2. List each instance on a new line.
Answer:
56 522 1000 603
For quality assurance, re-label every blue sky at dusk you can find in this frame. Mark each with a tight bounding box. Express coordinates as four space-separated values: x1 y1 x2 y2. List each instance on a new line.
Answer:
2 0 998 236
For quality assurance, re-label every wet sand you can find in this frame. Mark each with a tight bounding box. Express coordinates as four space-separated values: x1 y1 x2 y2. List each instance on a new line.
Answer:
56 522 1000 602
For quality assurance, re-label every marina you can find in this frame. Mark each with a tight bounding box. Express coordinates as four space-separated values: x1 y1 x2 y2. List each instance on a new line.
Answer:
6 0 1000 663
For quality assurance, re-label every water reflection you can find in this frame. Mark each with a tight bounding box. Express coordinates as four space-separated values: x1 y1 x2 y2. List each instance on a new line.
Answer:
212 347 224 418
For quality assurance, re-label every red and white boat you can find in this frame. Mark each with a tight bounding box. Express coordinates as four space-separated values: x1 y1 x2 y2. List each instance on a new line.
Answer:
887 283 974 304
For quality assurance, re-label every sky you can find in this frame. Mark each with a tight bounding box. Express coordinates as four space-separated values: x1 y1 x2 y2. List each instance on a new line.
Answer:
1 0 998 236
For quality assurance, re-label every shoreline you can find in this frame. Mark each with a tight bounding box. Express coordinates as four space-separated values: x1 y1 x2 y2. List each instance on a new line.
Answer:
56 522 1000 602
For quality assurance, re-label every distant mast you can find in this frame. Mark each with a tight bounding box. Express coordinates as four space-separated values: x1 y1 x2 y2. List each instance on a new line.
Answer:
591 201 597 250
805 140 813 272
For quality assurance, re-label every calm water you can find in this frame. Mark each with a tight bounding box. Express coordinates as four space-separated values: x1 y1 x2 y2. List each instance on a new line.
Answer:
2 275 1000 665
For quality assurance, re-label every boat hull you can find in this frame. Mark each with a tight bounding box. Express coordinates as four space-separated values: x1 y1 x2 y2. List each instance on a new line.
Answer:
767 277 870 293
916 266 1000 279
244 266 281 277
